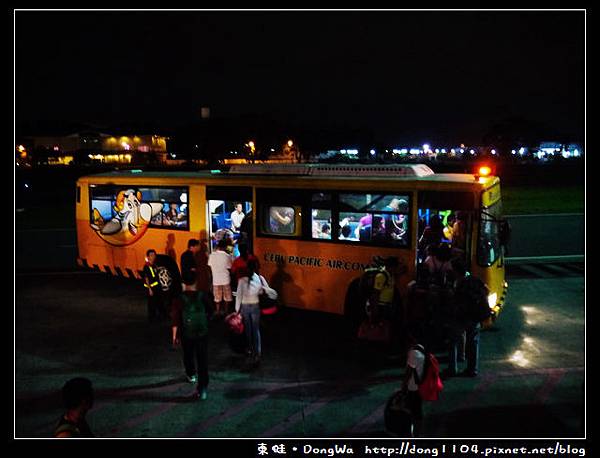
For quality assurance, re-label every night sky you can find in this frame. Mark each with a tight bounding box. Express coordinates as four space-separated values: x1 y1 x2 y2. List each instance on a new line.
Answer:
15 10 584 145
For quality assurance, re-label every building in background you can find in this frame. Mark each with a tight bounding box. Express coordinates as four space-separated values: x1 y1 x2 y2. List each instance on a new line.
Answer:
21 130 168 166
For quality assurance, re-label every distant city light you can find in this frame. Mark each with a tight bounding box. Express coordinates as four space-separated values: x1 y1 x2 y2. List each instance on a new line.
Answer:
450 149 456 154
271 148 275 152
441 149 446 154
519 147 525 155
392 149 401 155
370 149 376 156
460 149 465 154
410 148 420 155
24 183 29 188
470 149 475 155
574 149 580 157
287 140 294 148
422 144 430 152
491 149 496 155
511 150 516 155
17 145 25 152
400 148 408 155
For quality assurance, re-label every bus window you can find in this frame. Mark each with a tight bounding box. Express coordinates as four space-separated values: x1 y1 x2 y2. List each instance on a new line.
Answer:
311 193 332 240
89 185 189 231
339 193 410 246
265 206 296 235
478 202 502 267
312 209 332 239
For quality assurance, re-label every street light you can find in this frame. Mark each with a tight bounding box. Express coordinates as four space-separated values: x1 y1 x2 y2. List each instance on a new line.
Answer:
287 140 294 148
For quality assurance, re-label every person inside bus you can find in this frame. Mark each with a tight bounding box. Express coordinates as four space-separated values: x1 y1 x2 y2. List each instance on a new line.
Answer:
418 214 444 261
371 216 386 242
269 206 294 234
354 213 373 240
230 203 245 234
339 223 353 240
319 223 331 239
164 203 183 226
450 211 467 255
382 198 408 240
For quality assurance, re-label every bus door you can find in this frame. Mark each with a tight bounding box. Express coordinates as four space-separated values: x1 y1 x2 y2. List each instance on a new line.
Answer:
416 191 476 277
205 186 253 256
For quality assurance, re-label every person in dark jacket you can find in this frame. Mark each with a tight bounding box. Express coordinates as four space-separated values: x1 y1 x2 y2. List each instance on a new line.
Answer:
171 277 210 400
54 377 94 438
180 239 200 285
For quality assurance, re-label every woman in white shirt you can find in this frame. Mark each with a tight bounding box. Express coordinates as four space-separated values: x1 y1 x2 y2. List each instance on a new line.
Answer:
235 259 277 363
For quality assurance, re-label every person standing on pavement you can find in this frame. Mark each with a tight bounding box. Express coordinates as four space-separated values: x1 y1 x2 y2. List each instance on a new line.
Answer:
54 377 95 437
180 239 200 285
231 243 259 284
401 332 426 437
442 258 490 379
143 249 164 322
171 277 210 400
235 259 277 365
207 239 233 317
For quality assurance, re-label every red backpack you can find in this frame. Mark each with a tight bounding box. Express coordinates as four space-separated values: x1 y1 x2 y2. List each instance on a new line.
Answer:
414 347 444 401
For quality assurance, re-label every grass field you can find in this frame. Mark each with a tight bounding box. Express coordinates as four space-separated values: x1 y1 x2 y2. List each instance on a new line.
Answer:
502 185 584 215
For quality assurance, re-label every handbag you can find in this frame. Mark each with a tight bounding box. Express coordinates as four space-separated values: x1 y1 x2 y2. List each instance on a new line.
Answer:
258 276 279 315
384 390 414 435
225 312 244 334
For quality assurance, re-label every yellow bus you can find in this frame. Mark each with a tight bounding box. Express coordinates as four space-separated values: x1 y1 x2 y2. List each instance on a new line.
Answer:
75 163 509 324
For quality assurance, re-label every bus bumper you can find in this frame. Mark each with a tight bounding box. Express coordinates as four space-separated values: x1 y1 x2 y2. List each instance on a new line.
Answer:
483 281 508 329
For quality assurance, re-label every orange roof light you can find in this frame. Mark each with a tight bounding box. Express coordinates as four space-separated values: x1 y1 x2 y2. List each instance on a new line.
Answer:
478 165 492 177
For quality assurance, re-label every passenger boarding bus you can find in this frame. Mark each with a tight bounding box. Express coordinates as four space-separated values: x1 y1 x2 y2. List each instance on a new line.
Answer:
75 163 509 326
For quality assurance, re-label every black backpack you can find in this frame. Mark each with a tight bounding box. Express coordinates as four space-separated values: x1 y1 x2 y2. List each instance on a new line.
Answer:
455 275 491 322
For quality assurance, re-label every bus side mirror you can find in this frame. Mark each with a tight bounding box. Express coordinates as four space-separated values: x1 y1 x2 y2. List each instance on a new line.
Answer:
499 220 511 246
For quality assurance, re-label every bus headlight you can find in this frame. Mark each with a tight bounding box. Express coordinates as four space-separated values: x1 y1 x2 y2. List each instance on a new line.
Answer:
488 293 498 309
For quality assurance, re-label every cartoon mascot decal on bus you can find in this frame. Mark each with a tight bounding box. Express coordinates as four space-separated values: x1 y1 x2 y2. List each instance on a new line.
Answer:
90 189 163 246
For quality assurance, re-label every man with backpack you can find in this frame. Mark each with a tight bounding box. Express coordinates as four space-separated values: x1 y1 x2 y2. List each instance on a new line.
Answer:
171 276 210 400
443 258 491 378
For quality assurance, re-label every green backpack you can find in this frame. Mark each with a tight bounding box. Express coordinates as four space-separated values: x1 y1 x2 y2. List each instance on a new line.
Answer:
181 292 208 338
